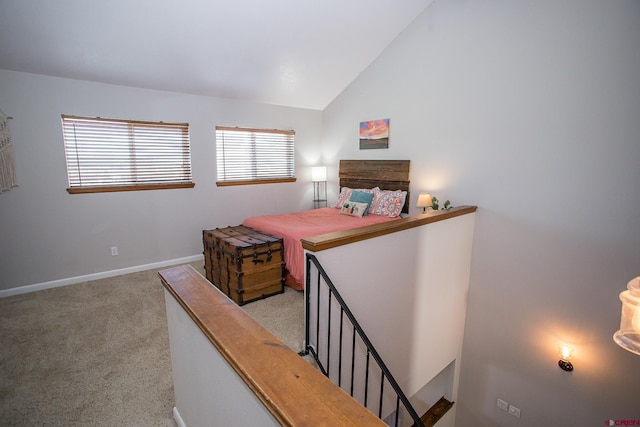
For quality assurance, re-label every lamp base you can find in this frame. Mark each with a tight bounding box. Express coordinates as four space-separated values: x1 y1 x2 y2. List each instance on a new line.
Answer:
313 181 327 209
558 359 573 372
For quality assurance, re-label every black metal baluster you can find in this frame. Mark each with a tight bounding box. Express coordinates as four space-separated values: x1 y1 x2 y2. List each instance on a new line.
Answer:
364 349 370 408
338 308 344 388
350 329 356 396
378 373 385 418
315 268 321 364
327 290 332 377
303 256 310 356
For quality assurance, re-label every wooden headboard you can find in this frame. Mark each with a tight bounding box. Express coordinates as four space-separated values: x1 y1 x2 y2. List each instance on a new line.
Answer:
339 160 411 214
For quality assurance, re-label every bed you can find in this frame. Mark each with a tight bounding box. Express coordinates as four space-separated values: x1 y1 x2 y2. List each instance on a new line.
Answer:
242 160 410 290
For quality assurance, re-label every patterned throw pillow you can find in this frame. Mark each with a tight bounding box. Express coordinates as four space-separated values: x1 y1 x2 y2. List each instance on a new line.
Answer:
332 187 351 208
370 188 407 218
339 201 369 218
332 187 375 209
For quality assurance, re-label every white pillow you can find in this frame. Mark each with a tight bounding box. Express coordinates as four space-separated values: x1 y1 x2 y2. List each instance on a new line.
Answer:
339 201 368 218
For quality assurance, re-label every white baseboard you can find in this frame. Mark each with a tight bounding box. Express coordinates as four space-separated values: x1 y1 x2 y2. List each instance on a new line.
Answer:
173 406 187 427
0 254 204 298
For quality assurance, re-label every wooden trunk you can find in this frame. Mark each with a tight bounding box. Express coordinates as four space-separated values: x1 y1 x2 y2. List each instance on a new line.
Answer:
203 225 285 306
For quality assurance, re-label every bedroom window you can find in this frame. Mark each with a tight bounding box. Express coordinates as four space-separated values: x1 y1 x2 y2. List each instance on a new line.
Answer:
61 115 194 194
215 126 296 186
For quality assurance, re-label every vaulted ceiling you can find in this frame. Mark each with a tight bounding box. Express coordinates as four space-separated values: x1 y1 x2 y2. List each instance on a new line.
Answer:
0 0 433 110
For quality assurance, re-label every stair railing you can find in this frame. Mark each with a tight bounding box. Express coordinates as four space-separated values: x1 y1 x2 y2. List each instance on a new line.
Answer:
302 253 425 427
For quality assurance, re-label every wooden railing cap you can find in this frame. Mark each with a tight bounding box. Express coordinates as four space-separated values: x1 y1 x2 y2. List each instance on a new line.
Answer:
159 265 386 426
302 205 477 252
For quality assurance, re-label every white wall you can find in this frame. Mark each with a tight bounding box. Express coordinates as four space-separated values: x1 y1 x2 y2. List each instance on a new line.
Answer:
0 70 322 290
165 291 280 427
307 212 475 426
322 0 640 425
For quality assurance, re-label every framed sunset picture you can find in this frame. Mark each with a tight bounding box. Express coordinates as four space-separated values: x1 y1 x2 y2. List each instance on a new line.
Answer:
359 118 389 149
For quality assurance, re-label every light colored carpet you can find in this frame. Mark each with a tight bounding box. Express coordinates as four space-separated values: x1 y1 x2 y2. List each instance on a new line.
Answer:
0 262 304 426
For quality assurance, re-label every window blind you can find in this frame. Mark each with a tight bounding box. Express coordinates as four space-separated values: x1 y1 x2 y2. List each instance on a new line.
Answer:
62 115 193 193
216 126 295 185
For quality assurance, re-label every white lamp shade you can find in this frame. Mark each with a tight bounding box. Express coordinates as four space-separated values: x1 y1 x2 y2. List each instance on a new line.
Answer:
311 166 327 182
416 193 433 208
614 276 640 356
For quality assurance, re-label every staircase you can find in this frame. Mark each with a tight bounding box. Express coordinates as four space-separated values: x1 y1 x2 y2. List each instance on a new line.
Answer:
416 397 454 427
302 254 454 427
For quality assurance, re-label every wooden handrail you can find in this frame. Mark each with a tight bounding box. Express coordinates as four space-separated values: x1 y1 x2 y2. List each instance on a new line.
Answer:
159 265 386 427
302 205 478 252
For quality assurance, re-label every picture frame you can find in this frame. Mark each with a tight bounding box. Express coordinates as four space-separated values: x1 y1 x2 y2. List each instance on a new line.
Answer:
359 119 389 149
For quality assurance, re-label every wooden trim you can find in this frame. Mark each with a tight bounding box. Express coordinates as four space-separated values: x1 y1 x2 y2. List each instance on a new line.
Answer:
61 114 188 127
216 177 297 187
302 206 477 252
215 125 295 135
159 265 386 427
67 182 195 194
339 159 410 181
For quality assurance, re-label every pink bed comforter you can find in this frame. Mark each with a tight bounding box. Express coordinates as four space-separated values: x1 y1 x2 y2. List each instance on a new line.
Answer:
242 207 397 290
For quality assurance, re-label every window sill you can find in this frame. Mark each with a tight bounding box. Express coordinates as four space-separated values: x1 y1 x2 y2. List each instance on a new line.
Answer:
67 182 195 194
216 178 296 187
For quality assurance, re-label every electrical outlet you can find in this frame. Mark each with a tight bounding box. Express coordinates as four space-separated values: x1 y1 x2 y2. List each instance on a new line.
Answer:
508 404 521 419
111 246 118 256
497 398 508 412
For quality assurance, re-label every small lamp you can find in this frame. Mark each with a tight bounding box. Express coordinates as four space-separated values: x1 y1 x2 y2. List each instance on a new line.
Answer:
311 166 327 183
613 276 640 356
311 166 327 208
416 193 433 213
558 345 574 372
